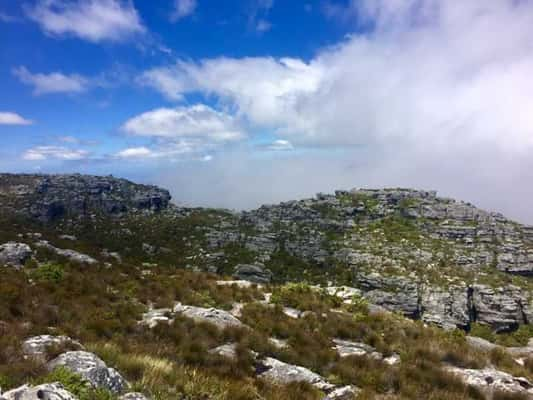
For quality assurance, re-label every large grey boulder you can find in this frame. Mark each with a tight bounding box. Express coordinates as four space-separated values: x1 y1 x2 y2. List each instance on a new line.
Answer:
47 351 127 394
22 335 82 359
0 242 32 268
35 241 97 265
445 366 533 397
233 264 272 284
258 357 334 391
465 336 500 353
2 383 77 400
173 303 245 330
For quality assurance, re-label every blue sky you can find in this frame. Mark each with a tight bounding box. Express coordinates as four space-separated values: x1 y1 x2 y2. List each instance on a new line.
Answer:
0 0 347 172
2 0 533 221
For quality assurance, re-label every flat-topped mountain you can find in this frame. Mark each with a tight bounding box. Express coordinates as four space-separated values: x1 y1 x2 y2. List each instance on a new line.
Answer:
0 173 171 222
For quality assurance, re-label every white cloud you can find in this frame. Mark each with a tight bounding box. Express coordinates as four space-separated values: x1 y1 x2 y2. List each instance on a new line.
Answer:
139 58 322 126
26 0 145 43
171 0 197 21
141 0 533 154
122 104 245 142
22 146 89 161
0 112 32 125
115 146 153 158
265 139 293 151
13 66 89 95
114 140 214 161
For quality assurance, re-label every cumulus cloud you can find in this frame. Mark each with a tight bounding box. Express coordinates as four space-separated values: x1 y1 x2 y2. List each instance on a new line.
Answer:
115 146 153 158
171 0 197 21
13 66 89 95
141 1 533 152
122 104 246 142
115 141 213 161
25 0 145 43
0 112 32 125
139 58 322 126
140 0 533 222
22 146 89 161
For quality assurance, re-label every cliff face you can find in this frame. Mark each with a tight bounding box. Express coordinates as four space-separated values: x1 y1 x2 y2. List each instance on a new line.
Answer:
0 173 171 222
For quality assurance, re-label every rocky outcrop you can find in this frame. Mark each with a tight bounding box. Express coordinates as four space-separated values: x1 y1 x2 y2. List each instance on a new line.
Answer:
47 351 127 394
35 241 97 265
355 272 420 318
420 285 470 330
445 366 533 397
333 339 382 359
332 339 400 365
2 383 77 400
0 173 171 222
471 285 527 333
257 357 334 391
142 303 245 330
233 264 272 284
346 272 533 332
173 303 245 330
22 335 82 359
0 242 32 268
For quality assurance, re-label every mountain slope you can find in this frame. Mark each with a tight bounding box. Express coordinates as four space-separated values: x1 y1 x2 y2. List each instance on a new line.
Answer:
1 173 533 400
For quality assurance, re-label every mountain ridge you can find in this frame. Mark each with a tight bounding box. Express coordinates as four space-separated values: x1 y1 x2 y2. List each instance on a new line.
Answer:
2 173 533 399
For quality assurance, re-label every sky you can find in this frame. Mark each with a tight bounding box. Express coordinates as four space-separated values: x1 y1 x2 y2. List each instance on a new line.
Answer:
2 0 533 222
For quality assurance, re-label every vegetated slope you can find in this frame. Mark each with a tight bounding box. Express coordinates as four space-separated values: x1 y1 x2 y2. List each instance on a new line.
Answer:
1 173 533 400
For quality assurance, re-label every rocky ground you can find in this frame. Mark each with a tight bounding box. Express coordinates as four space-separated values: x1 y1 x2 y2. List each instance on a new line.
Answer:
1 173 533 399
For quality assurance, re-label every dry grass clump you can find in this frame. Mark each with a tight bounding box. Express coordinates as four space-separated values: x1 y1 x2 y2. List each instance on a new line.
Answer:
271 282 341 313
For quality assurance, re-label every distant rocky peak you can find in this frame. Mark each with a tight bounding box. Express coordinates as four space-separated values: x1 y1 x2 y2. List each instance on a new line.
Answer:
0 173 171 222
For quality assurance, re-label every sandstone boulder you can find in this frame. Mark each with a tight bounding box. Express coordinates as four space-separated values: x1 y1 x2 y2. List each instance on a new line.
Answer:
2 383 77 400
0 242 32 268
173 303 245 330
22 335 82 359
258 357 334 391
47 351 127 394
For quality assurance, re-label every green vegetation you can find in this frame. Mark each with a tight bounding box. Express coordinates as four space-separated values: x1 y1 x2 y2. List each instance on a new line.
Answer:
30 262 65 283
470 323 533 347
36 367 115 400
